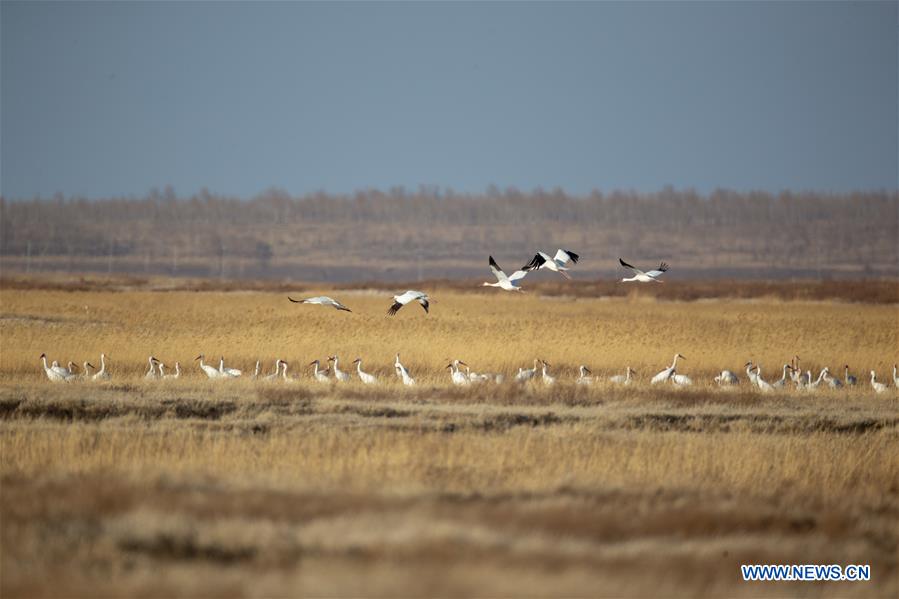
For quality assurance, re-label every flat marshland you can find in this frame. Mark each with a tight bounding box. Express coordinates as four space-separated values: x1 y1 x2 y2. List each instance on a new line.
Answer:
1 278 898 597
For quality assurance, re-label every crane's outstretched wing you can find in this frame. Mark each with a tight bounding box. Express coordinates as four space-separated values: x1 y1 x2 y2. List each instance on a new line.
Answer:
618 258 646 276
331 301 352 312
507 269 529 282
553 249 579 266
417 298 430 313
522 253 547 271
386 302 403 316
644 262 669 278
488 256 508 281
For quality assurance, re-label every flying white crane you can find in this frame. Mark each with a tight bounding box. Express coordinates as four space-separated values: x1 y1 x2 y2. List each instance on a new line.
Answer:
576 365 594 385
288 296 352 312
195 355 222 379
352 358 378 384
446 360 471 386
387 290 430 316
39 353 73 382
540 360 556 386
771 364 793 388
618 258 669 283
514 359 541 383
394 354 415 386
145 356 160 380
218 356 242 378
870 371 887 394
92 353 110 381
522 249 580 279
609 367 635 385
755 365 774 392
482 256 528 291
328 355 351 382
309 360 331 383
714 370 739 386
652 354 685 384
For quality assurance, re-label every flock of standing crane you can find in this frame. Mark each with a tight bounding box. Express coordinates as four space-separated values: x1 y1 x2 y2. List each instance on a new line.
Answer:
36 251 896 394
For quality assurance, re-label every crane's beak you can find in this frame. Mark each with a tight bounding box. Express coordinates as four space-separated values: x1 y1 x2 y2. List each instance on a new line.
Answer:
194 355 202 361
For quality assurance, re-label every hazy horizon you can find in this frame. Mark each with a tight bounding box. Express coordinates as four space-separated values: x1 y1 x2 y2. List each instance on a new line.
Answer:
2 1 897 200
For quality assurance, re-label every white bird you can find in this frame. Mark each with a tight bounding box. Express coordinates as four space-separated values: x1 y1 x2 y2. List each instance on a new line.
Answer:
145 356 160 380
540 360 556 386
745 362 759 387
80 361 96 380
446 360 471 386
252 361 261 379
163 362 181 380
515 359 541 383
353 358 378 384
755 365 774 392
672 373 693 386
262 360 283 381
218 356 242 378
195 354 222 379
576 365 594 385
609 367 635 385
309 360 331 383
870 371 887 394
772 364 793 388
280 361 297 383
714 370 739 385
843 365 857 387
893 364 898 388
92 353 110 381
652 354 685 384
618 258 669 283
394 354 415 386
825 370 843 389
465 366 491 383
790 356 803 385
387 290 430 316
39 353 73 382
482 256 528 291
522 249 579 279
328 355 351 382
806 368 828 391
288 295 351 312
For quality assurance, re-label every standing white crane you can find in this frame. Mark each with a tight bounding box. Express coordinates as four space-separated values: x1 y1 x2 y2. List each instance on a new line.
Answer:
446 360 471 386
771 364 793 389
80 361 96 380
540 360 556 386
92 353 110 381
394 354 415 386
870 371 887 394
755 365 774 392
672 373 693 386
745 362 759 387
145 356 160 380
652 354 685 384
576 365 594 385
618 258 669 283
806 368 828 391
252 361 261 379
522 249 579 279
843 365 858 387
195 355 222 379
387 291 430 316
714 370 739 386
163 362 181 380
288 296 352 312
218 357 242 378
309 360 331 383
352 358 378 384
893 364 898 388
328 355 351 382
39 354 73 382
515 359 541 383
609 367 635 385
482 256 528 291
263 360 284 381
280 361 297 383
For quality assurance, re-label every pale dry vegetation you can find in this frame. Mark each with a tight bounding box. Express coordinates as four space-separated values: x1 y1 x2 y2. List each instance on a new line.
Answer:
1 280 898 597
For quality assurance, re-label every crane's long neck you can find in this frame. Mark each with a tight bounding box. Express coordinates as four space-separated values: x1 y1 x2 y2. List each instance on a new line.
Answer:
83 362 91 374
871 371 877 383
816 369 827 384
671 354 681 369
781 365 790 381
175 363 181 377
219 358 225 373
158 363 166 377
41 356 50 371
281 361 289 378
357 361 363 375
147 358 155 375
97 355 106 375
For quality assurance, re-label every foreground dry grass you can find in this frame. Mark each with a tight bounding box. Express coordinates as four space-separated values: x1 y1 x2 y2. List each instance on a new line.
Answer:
1 280 898 597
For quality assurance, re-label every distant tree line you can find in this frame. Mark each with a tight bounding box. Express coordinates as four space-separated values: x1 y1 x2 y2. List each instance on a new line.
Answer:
0 187 896 280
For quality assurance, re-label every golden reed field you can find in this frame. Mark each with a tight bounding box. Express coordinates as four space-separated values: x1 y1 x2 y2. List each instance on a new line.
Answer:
1 276 898 597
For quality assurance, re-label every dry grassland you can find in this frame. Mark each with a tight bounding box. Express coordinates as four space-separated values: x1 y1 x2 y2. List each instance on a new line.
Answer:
1 280 898 597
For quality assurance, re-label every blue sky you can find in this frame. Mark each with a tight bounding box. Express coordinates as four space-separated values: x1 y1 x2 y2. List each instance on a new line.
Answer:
2 1 896 199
